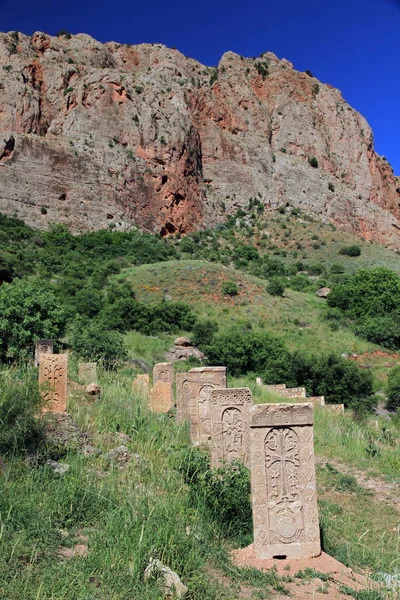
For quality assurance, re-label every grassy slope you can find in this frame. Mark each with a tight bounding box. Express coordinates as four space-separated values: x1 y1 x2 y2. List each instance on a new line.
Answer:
116 260 400 386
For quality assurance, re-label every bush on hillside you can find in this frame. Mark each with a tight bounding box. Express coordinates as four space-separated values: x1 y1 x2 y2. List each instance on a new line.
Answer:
69 319 128 368
266 278 285 297
339 245 361 257
354 315 400 351
386 366 400 411
221 281 239 296
0 280 67 362
0 369 45 455
192 319 219 347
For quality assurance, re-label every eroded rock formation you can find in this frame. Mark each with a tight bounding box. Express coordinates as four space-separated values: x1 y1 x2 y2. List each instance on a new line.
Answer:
0 31 399 246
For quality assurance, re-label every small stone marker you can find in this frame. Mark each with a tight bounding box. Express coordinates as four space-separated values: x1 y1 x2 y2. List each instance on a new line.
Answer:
210 388 252 468
78 362 97 384
39 354 68 413
265 384 286 390
249 402 320 559
176 373 190 423
153 362 173 384
256 377 263 386
306 396 325 406
35 339 54 367
278 387 307 399
188 367 227 445
148 381 173 413
323 404 344 414
132 374 150 397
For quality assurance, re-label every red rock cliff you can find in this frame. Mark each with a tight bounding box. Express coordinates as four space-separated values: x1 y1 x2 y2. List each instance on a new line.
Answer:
0 32 399 246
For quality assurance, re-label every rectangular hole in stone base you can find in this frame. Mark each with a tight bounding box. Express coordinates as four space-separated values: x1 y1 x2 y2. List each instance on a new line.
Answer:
273 555 287 560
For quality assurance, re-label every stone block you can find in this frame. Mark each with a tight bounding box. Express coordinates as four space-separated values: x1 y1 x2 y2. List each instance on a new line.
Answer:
78 362 97 384
39 354 68 413
176 373 190 423
132 374 150 397
276 387 307 399
249 402 320 560
153 362 173 384
305 396 325 405
188 367 227 444
323 404 344 414
210 387 253 468
35 339 54 367
148 381 173 413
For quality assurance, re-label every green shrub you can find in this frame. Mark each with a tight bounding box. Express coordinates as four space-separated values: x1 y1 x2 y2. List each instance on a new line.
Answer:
0 369 45 455
354 315 400 350
56 29 72 38
328 182 335 192
192 319 219 347
177 448 252 540
0 280 67 362
339 245 361 257
266 278 285 297
69 319 128 368
308 156 318 168
330 263 345 274
222 281 239 296
386 366 400 411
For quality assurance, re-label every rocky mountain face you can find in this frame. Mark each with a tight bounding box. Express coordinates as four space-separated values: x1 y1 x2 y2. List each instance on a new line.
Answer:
0 31 399 246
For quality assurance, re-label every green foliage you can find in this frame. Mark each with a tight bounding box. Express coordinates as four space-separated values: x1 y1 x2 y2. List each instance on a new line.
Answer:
386 366 400 411
56 29 72 38
209 67 218 86
221 281 239 296
305 69 314 77
354 314 400 350
0 280 67 362
328 182 335 192
266 278 285 296
0 369 45 455
308 156 319 168
255 61 269 80
69 319 128 368
339 244 361 256
177 448 252 540
192 319 219 347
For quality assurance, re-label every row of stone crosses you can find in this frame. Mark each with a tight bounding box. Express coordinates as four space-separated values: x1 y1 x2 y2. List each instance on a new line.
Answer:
36 340 344 560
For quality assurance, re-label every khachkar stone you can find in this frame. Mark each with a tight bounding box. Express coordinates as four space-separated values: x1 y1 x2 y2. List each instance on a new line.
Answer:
78 362 97 384
188 367 227 445
133 374 150 397
148 381 173 413
35 339 54 367
323 404 344 414
249 402 321 560
210 388 253 468
306 396 325 406
176 373 190 423
153 362 173 385
39 354 68 413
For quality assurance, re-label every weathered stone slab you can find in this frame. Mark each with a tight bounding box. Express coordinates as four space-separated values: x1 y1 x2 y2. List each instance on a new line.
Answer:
35 339 54 367
188 367 227 444
277 387 307 399
249 402 320 560
148 381 173 413
176 373 190 423
210 388 253 468
78 362 97 384
132 374 150 397
305 396 325 406
265 384 286 390
153 362 173 384
323 404 344 414
39 354 68 413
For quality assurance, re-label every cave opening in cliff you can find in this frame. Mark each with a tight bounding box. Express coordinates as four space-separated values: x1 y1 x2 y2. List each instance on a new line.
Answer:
160 222 177 237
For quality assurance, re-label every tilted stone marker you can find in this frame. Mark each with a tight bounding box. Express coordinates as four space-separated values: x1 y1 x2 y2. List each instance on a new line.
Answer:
39 354 68 413
176 373 190 423
305 396 325 406
188 367 227 445
78 362 97 384
153 362 173 385
277 387 307 399
148 380 173 413
35 339 54 367
132 374 150 397
210 387 253 468
323 404 344 414
249 402 320 559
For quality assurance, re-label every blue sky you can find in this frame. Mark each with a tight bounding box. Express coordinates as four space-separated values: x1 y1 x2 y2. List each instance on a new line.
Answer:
1 0 399 174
